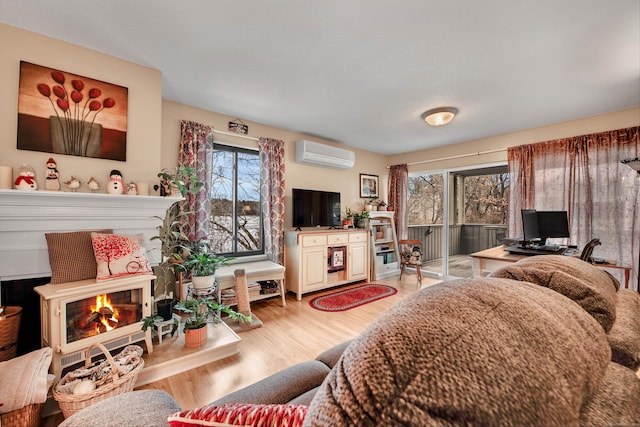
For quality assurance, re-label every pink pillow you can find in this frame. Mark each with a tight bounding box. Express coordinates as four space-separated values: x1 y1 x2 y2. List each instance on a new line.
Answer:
90 232 151 281
167 403 307 427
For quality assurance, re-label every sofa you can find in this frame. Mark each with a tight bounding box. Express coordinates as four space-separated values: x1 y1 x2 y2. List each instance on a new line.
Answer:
60 255 640 426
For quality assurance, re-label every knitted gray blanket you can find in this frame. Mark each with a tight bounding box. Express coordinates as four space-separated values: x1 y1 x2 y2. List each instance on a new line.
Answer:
304 278 610 426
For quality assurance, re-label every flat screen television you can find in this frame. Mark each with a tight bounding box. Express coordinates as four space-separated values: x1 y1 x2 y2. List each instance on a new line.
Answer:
292 188 341 229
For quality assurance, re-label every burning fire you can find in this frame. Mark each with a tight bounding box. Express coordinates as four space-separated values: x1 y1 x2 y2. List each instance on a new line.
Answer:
88 294 120 333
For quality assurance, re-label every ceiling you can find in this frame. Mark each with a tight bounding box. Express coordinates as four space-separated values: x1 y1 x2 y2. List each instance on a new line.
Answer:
1 0 638 155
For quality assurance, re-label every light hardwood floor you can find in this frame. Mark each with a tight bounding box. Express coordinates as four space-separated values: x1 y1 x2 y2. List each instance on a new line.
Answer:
44 274 440 425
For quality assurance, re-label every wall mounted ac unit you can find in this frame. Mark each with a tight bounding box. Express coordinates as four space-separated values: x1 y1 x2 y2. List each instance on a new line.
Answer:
295 140 355 170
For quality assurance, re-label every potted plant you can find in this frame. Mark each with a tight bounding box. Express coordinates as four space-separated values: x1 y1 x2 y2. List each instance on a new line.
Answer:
342 207 355 229
154 165 203 197
183 242 233 290
377 200 388 211
364 197 377 212
150 166 204 319
175 296 251 348
354 209 370 228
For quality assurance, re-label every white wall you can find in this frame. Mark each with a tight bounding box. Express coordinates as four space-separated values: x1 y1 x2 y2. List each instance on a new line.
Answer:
0 23 163 191
388 108 640 173
162 100 389 230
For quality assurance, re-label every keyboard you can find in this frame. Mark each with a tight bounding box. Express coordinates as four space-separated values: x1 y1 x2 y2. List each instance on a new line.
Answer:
528 244 563 253
504 245 567 256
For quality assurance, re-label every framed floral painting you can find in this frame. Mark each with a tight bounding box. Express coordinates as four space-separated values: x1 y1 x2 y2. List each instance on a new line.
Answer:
17 61 128 161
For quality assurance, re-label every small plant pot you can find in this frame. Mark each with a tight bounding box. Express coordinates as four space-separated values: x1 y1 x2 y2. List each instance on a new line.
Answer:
184 325 208 348
191 275 215 290
156 298 177 321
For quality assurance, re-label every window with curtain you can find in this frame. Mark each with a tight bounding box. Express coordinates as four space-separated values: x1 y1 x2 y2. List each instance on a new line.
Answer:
508 126 639 289
209 143 263 257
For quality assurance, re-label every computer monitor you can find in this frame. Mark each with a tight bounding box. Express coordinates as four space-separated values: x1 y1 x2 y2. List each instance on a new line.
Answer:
536 211 570 243
521 209 539 245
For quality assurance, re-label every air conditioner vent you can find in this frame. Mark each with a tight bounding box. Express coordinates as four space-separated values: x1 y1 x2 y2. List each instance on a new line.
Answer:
295 140 355 170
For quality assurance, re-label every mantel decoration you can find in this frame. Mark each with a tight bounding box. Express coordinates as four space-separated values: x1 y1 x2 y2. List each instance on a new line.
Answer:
17 61 128 161
360 173 379 198
14 163 38 190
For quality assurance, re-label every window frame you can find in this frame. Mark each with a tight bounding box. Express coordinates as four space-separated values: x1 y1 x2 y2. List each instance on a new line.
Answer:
210 143 264 258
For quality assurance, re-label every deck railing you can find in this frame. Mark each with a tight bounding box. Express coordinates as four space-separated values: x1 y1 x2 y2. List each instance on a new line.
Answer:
407 224 507 262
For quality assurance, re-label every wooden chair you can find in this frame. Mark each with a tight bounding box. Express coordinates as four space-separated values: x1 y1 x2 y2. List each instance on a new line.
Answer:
399 239 423 284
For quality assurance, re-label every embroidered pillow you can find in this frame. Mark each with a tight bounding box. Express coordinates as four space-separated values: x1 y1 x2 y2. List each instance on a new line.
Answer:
90 232 151 281
45 229 112 284
167 403 307 427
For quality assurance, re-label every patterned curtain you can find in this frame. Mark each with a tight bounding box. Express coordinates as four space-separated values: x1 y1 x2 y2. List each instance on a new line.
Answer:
508 126 639 289
178 120 213 242
388 164 408 240
258 138 286 265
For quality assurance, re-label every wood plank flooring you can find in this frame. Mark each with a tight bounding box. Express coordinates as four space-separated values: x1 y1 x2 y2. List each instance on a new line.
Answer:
43 274 440 425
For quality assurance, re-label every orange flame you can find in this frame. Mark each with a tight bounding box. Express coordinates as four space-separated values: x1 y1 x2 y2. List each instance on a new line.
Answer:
91 294 119 333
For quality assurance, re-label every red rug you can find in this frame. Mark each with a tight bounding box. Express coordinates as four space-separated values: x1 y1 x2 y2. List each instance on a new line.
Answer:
309 284 397 312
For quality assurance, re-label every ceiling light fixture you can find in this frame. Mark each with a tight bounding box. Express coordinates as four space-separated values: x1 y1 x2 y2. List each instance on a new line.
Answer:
422 107 459 126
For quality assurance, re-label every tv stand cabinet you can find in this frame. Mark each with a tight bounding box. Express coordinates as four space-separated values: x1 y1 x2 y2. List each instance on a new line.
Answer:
284 230 369 300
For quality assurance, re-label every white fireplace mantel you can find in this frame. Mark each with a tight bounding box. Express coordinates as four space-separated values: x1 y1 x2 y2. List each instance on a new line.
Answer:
0 189 180 282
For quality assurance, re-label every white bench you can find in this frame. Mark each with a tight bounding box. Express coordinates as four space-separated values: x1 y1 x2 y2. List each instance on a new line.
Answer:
214 260 286 307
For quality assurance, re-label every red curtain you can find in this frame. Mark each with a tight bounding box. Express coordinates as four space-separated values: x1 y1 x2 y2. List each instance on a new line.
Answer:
258 138 286 265
178 120 213 242
508 126 639 289
388 164 408 240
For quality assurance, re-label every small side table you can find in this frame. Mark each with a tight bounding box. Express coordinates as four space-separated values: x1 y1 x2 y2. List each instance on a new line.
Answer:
153 314 180 344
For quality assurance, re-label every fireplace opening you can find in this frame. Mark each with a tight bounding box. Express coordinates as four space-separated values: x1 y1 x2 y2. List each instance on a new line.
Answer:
65 290 142 345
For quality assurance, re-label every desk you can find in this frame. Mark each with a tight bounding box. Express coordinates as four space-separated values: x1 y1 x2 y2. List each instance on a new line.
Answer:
469 245 631 288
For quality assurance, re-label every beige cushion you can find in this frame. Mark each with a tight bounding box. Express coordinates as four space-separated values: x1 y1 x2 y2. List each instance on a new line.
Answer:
607 289 640 370
490 255 619 332
45 229 111 284
580 362 640 425
305 278 611 426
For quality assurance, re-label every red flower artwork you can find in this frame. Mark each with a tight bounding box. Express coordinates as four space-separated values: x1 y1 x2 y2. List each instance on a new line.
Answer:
37 69 116 156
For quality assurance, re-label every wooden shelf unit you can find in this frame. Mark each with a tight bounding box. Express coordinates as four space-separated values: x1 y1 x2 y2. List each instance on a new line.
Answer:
284 229 369 300
368 211 401 280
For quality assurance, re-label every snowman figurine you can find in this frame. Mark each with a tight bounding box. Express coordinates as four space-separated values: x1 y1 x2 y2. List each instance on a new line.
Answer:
14 163 38 191
44 157 61 191
106 169 124 194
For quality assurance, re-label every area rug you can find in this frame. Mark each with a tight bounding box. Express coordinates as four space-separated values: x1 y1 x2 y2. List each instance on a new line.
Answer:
309 284 397 312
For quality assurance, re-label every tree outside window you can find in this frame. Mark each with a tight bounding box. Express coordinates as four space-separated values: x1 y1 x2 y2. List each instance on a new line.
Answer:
209 144 263 257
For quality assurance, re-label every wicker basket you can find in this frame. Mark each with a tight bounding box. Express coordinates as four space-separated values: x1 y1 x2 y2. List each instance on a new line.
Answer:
0 306 22 362
53 343 144 418
0 402 43 427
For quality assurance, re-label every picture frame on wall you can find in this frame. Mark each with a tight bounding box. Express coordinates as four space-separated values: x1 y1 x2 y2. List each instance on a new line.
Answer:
17 61 128 161
360 173 379 198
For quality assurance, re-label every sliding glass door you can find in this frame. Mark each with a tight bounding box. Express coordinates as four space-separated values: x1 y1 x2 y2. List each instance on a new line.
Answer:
408 164 508 279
